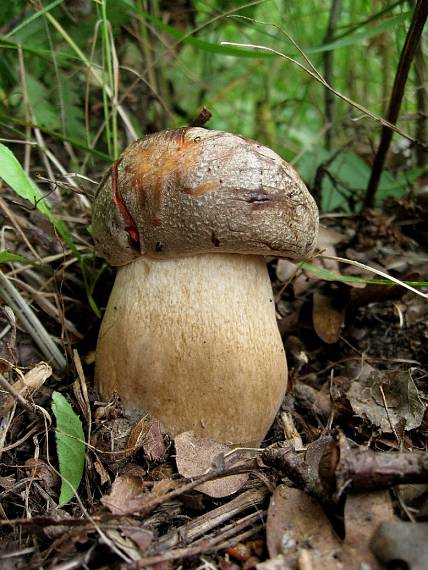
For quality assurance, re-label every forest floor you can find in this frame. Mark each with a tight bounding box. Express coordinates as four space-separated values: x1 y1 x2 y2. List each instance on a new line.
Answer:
0 184 427 569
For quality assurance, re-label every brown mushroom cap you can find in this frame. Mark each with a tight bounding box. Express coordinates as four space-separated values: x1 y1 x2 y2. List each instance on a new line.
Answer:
93 127 318 266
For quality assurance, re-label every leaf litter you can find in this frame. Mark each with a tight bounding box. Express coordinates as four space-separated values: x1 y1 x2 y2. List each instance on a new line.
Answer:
0 146 427 569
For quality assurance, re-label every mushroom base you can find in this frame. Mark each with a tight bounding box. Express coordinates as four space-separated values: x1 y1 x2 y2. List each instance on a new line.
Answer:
95 253 287 447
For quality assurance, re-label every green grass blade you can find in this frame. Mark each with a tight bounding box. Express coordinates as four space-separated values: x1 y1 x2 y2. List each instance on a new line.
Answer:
0 251 27 264
302 262 428 288
5 0 65 39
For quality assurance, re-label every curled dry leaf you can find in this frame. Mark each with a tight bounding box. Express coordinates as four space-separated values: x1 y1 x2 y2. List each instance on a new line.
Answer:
347 364 426 432
174 431 248 498
122 527 153 552
101 474 145 515
94 459 111 486
313 289 346 343
24 458 59 491
101 472 176 515
127 415 166 462
13 362 52 395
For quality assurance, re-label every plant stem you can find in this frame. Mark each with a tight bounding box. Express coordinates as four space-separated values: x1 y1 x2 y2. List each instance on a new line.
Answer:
323 0 342 150
364 0 428 208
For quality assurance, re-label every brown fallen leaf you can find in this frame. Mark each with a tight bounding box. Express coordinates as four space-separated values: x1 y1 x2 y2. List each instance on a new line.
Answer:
13 362 52 395
346 364 426 432
343 491 395 570
94 459 111 486
24 458 59 492
122 527 153 551
266 485 341 568
127 415 166 461
266 485 395 569
174 431 248 498
101 474 145 515
101 464 177 515
312 289 347 343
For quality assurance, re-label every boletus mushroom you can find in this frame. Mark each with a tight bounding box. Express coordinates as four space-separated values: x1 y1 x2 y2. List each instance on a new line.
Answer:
93 128 318 447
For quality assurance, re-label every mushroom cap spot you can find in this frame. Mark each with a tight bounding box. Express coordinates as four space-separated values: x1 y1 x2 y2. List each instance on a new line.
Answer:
92 127 319 266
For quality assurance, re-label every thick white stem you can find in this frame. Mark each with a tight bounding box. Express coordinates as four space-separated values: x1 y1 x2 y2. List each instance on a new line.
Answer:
95 253 287 447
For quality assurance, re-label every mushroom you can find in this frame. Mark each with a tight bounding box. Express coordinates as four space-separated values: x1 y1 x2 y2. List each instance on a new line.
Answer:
93 128 318 447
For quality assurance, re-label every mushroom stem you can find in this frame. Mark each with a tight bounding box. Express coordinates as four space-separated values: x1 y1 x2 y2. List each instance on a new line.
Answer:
95 253 287 447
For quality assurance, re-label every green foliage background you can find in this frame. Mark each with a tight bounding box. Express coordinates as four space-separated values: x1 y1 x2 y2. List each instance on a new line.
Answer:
0 0 425 212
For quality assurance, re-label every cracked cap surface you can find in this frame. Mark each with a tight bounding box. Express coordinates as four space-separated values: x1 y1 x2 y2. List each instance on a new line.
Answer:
92 127 319 266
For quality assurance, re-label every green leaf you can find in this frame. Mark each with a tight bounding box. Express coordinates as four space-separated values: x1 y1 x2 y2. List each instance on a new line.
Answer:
52 391 85 507
0 143 78 248
24 75 59 130
0 142 52 218
0 250 26 264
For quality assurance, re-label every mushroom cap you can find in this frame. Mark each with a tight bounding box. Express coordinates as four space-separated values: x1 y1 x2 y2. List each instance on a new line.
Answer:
92 127 319 266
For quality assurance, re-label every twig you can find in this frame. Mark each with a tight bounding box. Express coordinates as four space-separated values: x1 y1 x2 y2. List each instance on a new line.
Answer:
365 0 428 207
378 385 400 445
153 483 269 552
0 373 34 414
261 447 319 496
319 432 428 501
137 512 266 567
189 107 213 128
121 459 261 517
0 197 42 262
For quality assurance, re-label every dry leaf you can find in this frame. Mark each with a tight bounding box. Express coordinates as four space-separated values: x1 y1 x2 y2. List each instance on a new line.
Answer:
24 458 59 491
123 416 166 461
101 475 145 515
266 485 341 568
342 491 394 569
94 459 111 486
122 527 153 551
317 225 347 248
101 471 176 515
313 289 346 343
266 485 394 569
174 431 248 498
347 365 426 432
13 362 52 395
